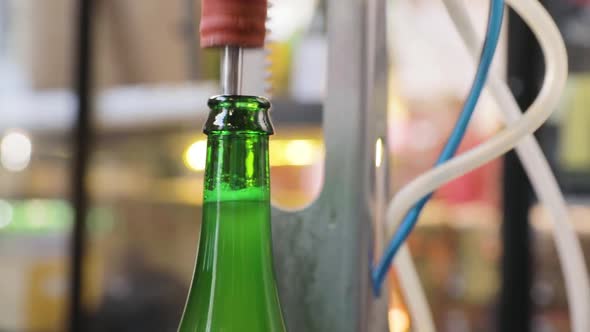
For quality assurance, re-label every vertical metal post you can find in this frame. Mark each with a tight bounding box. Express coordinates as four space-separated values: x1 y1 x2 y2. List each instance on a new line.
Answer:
499 7 539 332
69 0 95 330
268 0 390 330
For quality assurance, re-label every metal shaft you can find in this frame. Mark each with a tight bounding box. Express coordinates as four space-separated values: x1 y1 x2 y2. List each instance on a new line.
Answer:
69 0 94 331
222 46 243 95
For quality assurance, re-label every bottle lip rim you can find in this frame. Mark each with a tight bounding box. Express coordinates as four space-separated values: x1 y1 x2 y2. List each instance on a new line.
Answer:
204 95 274 135
208 95 271 110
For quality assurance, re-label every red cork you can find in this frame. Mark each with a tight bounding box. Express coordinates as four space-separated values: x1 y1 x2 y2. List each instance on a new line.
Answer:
200 0 268 48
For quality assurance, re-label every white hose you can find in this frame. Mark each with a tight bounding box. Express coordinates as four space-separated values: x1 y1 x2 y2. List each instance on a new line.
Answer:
388 0 566 231
394 246 436 332
392 0 589 331
442 1 590 331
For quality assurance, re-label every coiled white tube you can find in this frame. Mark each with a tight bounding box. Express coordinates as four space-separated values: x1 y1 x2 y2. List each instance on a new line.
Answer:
441 1 590 331
388 0 566 231
392 0 589 331
395 246 436 332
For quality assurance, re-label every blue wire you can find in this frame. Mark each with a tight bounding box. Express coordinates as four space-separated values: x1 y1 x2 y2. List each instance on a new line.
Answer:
371 0 505 295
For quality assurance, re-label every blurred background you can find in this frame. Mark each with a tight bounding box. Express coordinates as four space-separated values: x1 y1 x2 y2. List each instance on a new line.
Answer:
0 0 589 331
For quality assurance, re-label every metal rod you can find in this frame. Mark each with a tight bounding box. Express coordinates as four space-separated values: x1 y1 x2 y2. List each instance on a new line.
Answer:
69 0 95 330
221 46 243 95
499 7 538 332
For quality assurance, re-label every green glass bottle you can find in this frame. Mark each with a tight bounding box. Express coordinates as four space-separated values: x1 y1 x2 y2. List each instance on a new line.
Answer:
178 95 287 332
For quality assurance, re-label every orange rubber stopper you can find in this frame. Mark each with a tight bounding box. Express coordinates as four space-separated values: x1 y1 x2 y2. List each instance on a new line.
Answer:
200 0 268 48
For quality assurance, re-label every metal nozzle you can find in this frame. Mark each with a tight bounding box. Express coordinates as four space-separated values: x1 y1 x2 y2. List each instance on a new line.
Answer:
221 46 243 95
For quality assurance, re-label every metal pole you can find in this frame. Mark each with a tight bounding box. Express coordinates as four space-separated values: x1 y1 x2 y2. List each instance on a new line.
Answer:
499 7 539 332
69 0 95 330
221 46 243 95
268 0 389 330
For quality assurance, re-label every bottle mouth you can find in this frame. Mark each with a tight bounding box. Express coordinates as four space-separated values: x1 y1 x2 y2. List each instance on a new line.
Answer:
204 95 274 135
208 95 271 112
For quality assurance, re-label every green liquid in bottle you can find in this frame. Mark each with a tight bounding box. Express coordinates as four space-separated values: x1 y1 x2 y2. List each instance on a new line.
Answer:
178 96 287 332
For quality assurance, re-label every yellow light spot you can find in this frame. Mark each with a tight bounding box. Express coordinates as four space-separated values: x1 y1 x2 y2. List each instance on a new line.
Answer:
284 140 316 166
184 140 207 172
389 307 410 332
269 139 323 167
375 138 384 168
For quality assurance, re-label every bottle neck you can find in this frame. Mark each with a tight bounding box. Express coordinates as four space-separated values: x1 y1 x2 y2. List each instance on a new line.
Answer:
178 96 286 332
204 132 270 202
202 95 274 203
